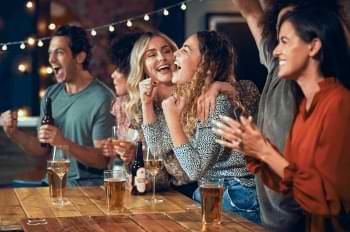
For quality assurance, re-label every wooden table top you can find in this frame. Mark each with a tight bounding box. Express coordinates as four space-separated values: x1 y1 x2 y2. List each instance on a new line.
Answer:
0 187 266 232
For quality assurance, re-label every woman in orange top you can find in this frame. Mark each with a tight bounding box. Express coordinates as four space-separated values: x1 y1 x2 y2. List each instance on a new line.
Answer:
213 8 350 232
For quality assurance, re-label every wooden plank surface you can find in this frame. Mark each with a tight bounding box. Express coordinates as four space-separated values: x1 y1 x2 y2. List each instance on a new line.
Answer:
0 188 25 231
79 186 186 215
1 187 266 231
160 191 200 210
131 214 189 232
92 215 145 232
167 209 257 232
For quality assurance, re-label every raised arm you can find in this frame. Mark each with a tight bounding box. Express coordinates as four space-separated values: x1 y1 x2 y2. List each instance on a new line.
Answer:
231 0 265 46
1 110 50 157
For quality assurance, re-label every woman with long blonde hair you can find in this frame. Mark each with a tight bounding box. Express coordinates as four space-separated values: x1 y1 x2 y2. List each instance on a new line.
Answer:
142 31 259 223
126 31 197 196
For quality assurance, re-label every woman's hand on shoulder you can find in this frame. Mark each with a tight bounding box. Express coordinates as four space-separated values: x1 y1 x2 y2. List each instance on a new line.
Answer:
197 81 237 122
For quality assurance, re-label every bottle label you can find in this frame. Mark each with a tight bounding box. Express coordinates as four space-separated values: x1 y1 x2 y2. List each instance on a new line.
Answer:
135 168 146 193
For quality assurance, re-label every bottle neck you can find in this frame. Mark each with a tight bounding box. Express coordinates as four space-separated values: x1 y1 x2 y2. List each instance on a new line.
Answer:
45 98 52 116
135 142 143 161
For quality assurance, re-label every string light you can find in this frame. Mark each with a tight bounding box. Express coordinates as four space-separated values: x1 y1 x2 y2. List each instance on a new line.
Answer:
144 14 150 21
163 9 169 16
91 29 97 36
108 25 115 32
126 20 133 27
37 40 44 47
27 37 35 46
1 0 196 50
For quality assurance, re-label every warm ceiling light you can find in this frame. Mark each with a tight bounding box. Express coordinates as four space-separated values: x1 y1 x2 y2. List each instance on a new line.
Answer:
46 67 53 74
37 40 44 47
27 37 35 46
18 63 27 73
39 89 46 98
144 14 150 21
48 23 56 31
108 25 115 32
26 1 34 9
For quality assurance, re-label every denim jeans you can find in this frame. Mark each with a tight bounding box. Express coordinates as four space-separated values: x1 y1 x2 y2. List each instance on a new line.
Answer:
193 178 260 224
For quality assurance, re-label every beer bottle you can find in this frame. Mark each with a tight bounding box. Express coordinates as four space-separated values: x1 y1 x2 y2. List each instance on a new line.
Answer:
131 141 146 195
41 97 54 148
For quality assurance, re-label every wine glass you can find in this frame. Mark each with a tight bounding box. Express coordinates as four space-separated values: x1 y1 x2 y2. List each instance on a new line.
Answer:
145 145 163 204
47 146 70 207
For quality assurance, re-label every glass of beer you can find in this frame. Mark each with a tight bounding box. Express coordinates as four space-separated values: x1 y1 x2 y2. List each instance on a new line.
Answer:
199 178 224 224
47 146 70 206
111 126 138 159
104 169 127 212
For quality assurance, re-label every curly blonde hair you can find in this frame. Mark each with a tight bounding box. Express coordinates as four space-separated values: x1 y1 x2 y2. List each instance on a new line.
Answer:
125 31 178 128
175 31 237 137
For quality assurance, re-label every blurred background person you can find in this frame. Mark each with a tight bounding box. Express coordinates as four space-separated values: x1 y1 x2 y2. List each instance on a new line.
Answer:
101 32 143 169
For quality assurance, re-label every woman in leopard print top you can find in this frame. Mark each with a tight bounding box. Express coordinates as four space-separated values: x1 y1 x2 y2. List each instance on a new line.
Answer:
141 31 260 223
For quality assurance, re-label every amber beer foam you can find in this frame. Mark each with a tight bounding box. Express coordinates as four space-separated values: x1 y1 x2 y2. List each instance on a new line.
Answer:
200 184 224 224
104 178 126 211
47 160 70 198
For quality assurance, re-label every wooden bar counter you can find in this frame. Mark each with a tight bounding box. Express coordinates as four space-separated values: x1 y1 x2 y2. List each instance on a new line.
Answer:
0 187 266 231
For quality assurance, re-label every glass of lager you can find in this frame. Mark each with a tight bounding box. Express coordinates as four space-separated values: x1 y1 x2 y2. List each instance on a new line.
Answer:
47 146 70 206
199 178 224 224
104 169 127 212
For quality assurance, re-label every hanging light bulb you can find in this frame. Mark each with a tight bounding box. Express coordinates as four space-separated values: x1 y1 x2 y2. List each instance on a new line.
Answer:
27 37 35 46
1 44 7 51
91 29 97 36
37 40 44 47
163 9 169 16
126 20 133 27
20 43 26 50
144 14 150 21
108 25 115 32
181 3 187 10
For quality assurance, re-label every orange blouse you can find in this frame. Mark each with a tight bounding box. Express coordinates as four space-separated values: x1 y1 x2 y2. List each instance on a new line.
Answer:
247 79 350 231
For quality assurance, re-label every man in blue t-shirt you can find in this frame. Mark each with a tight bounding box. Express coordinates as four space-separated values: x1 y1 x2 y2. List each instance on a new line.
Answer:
1 25 114 186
